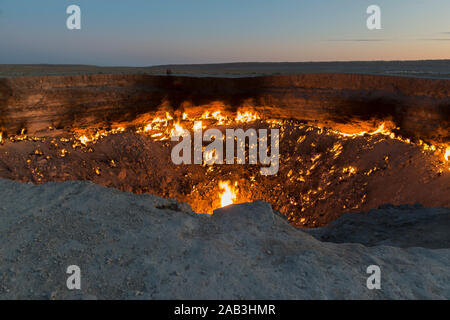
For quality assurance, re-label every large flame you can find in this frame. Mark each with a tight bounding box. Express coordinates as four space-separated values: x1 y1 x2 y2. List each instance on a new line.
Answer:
445 147 450 162
334 122 391 138
219 181 237 208
235 111 260 123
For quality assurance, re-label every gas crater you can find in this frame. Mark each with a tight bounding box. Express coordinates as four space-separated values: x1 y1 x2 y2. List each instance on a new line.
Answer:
0 74 449 227
0 109 449 227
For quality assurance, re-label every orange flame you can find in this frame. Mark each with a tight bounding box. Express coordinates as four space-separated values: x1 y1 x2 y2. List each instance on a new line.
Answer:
235 111 260 123
170 122 185 137
79 135 89 146
335 122 391 138
143 124 152 132
219 181 237 208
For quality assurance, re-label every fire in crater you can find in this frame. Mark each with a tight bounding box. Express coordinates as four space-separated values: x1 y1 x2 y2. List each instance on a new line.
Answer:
219 181 238 208
0 107 448 227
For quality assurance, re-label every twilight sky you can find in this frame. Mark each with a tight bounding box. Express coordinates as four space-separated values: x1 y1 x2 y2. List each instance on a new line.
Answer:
0 0 449 66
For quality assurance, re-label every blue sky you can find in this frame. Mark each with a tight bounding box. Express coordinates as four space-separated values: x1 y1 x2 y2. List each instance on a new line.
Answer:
0 0 449 66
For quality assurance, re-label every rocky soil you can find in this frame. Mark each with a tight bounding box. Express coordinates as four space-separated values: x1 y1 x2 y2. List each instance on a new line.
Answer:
0 178 448 299
0 123 449 227
306 204 450 249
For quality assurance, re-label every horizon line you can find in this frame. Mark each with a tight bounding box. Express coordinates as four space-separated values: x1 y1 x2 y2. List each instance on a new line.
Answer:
1 58 450 69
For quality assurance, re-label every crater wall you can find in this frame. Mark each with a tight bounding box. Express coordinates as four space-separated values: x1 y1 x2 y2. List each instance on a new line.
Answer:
0 73 449 144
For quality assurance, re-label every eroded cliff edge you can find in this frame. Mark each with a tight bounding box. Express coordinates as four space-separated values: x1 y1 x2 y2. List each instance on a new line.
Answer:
0 73 449 145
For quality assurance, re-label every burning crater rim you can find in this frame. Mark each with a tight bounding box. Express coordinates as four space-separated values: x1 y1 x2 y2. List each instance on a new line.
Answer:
0 109 449 227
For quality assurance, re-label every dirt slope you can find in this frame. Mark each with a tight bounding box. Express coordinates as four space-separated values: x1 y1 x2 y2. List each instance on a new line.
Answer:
0 179 448 299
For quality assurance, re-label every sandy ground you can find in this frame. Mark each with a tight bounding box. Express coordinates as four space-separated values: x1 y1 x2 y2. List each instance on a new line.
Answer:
2 61 450 78
0 178 448 299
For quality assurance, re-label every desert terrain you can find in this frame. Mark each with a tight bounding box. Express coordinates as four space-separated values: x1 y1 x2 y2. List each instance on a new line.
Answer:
0 63 448 299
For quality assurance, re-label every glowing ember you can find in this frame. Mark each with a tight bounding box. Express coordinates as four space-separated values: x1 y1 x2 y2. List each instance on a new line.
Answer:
59 149 68 157
219 181 237 208
143 124 152 132
203 149 215 165
79 135 89 146
235 111 260 123
445 147 450 162
334 122 391 138
170 122 185 137
342 166 357 175
202 111 222 125
165 112 173 121
193 121 203 131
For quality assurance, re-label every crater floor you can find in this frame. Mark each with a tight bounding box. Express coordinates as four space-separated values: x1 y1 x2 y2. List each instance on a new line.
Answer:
0 120 448 227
